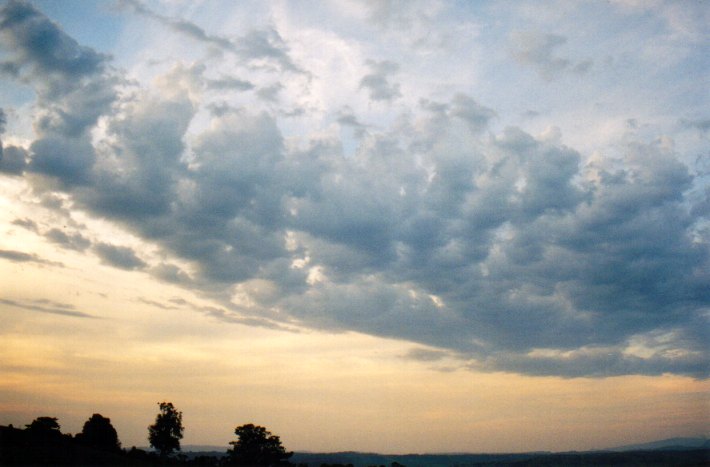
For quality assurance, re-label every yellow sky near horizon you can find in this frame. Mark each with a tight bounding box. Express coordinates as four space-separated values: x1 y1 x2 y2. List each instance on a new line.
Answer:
1 238 708 453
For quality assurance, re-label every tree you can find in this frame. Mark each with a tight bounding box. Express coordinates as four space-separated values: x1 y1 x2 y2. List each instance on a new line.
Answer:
25 417 62 445
148 402 184 456
76 413 121 451
227 423 292 466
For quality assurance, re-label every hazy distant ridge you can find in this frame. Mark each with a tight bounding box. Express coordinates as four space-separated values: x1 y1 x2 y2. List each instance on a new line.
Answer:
183 437 709 454
607 437 709 452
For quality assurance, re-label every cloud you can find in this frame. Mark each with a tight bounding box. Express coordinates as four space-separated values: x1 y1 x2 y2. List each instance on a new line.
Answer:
72 91 710 377
0 145 27 174
206 76 255 91
237 28 305 75
510 32 591 80
0 249 62 267
45 228 92 252
150 263 193 286
121 0 305 74
1 3 707 379
0 298 95 318
0 0 108 95
337 106 371 138
679 117 710 134
404 348 452 362
11 218 38 231
94 243 147 270
450 94 497 133
0 0 119 187
256 83 283 102
360 59 402 101
135 297 179 310
119 0 232 50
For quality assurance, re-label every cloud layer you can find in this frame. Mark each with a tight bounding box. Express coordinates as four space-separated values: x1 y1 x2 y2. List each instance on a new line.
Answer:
1 0 708 378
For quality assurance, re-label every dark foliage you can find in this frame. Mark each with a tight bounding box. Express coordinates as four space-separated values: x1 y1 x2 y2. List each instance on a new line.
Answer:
0 420 129 465
75 413 121 452
2 413 708 466
227 423 293 466
149 402 185 457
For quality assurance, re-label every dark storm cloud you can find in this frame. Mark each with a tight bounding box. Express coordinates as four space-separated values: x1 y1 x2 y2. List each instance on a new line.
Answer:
94 243 147 270
1 3 707 378
0 298 95 318
360 60 402 101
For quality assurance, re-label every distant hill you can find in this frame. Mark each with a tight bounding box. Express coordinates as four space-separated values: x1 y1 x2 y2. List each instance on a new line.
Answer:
607 437 709 452
290 449 710 467
290 451 544 467
178 438 710 466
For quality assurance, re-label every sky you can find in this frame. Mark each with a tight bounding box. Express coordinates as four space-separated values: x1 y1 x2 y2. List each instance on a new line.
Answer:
0 0 708 454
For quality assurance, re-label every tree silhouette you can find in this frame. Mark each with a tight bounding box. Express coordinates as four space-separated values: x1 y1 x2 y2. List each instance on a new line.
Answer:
75 413 121 452
25 417 62 445
25 416 60 432
227 423 292 466
148 402 184 457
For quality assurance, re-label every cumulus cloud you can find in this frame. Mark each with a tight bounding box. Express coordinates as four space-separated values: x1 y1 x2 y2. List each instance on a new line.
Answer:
1 1 708 378
0 0 108 95
0 0 119 187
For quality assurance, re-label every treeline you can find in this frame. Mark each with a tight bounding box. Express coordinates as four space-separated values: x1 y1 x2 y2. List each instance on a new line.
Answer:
0 402 297 466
